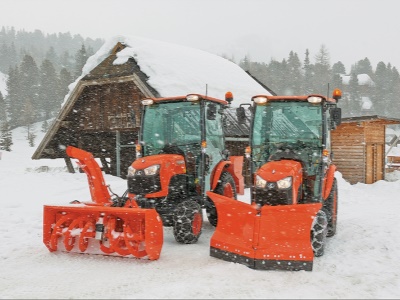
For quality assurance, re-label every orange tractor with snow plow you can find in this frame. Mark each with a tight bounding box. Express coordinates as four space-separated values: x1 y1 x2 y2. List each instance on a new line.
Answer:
207 89 342 271
43 94 244 258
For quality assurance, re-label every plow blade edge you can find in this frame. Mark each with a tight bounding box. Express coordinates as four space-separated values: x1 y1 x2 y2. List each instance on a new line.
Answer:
207 191 322 271
43 204 163 260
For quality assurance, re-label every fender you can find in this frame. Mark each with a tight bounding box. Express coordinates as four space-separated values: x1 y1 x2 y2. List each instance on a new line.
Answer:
322 164 337 200
210 156 244 195
211 161 231 191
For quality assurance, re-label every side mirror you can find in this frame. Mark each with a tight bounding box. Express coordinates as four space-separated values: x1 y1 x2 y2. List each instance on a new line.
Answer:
236 103 252 124
207 103 217 120
330 107 342 128
236 107 246 124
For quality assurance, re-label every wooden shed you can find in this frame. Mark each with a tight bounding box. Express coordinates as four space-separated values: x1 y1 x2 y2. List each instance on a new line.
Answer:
331 115 400 184
32 42 159 177
32 37 271 178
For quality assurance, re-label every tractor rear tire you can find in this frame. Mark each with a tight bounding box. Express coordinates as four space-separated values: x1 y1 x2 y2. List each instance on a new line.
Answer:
206 171 237 227
173 200 203 244
325 178 338 237
311 210 328 257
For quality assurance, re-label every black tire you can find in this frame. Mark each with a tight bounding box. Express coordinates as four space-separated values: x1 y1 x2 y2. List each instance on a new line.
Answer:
173 200 203 244
311 210 328 257
206 171 237 227
325 178 338 237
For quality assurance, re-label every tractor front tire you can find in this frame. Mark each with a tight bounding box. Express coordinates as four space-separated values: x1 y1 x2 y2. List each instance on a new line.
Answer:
325 178 338 237
206 171 237 227
311 210 328 257
173 200 203 244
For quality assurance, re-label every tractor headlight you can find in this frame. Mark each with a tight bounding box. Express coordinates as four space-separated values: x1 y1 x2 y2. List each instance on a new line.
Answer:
144 164 160 175
255 175 267 188
277 176 292 189
127 166 136 176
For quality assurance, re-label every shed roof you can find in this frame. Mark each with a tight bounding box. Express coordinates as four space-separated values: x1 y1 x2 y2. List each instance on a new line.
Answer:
341 115 400 125
32 36 273 160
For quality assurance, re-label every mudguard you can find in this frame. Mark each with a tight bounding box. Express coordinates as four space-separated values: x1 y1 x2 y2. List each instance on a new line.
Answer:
207 191 322 271
322 165 337 200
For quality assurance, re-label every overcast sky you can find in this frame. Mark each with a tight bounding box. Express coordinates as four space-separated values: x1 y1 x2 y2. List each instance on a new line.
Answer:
2 0 400 72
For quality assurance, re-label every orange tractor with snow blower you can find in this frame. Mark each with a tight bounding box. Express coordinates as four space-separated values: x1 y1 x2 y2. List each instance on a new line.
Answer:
43 93 244 258
207 89 342 271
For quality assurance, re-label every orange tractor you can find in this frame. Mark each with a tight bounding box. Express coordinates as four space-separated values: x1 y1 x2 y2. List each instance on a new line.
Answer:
43 93 244 259
207 89 342 271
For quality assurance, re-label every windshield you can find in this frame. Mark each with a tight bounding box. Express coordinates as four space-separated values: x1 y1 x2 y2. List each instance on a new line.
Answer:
251 101 323 174
141 101 201 156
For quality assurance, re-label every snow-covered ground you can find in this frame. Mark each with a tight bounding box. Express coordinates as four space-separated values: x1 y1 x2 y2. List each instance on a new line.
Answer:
1 122 400 299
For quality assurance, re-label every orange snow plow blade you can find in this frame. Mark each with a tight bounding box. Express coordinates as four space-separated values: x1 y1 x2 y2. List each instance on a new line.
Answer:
43 205 163 260
207 191 322 271
42 145 163 260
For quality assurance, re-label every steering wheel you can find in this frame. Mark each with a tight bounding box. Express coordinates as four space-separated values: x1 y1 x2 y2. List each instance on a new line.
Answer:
160 143 185 156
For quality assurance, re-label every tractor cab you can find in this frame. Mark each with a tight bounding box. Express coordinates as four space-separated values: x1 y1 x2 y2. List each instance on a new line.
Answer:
245 93 341 206
132 94 228 200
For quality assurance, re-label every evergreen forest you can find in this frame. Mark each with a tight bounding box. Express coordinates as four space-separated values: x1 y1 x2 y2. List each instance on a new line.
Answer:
0 26 399 151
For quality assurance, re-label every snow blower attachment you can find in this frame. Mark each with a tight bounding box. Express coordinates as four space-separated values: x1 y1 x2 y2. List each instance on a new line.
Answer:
43 146 163 260
209 90 342 271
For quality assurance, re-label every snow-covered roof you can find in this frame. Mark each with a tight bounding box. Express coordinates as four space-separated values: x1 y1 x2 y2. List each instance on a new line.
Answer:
66 35 272 108
361 96 372 109
340 73 375 87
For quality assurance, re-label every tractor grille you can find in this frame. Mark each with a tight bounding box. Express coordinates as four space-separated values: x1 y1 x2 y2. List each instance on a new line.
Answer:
254 185 293 206
127 174 161 194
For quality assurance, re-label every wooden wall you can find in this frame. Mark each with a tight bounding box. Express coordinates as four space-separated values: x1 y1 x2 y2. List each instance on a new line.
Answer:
332 121 386 184
69 82 143 132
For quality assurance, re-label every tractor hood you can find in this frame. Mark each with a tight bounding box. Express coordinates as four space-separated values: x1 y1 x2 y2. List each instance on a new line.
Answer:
257 160 303 182
130 154 186 174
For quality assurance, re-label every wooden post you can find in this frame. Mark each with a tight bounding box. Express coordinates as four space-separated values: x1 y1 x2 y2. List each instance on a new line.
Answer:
64 157 75 173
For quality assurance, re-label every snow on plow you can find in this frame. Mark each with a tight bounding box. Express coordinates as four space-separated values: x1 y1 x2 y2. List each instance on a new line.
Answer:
207 191 322 271
42 146 163 260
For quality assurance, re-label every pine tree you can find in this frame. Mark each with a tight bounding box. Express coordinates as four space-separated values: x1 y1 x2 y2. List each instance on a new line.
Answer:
303 49 314 94
41 119 49 132
354 57 373 76
0 120 12 151
45 46 59 71
38 59 60 119
22 99 36 147
59 67 73 101
332 61 346 75
388 67 400 117
0 91 6 122
74 44 88 78
374 61 389 116
286 51 302 94
239 55 252 72
19 54 39 123
348 71 361 115
313 44 331 95
6 65 21 128
60 50 73 70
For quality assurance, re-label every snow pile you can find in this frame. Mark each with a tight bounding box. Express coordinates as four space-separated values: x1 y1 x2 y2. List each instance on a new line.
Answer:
63 35 271 108
1 122 400 298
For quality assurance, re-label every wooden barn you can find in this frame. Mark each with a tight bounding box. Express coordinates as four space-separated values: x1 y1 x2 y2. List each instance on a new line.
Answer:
31 36 271 178
332 115 400 184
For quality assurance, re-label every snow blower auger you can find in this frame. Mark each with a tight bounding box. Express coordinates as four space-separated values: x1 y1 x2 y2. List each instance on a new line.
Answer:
209 89 342 271
43 146 163 260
